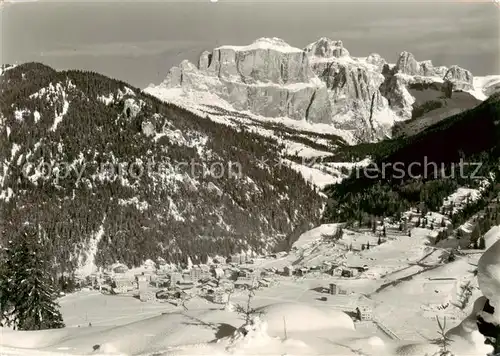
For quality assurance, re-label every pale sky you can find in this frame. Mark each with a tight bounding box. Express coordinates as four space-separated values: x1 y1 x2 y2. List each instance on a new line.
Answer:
1 1 499 87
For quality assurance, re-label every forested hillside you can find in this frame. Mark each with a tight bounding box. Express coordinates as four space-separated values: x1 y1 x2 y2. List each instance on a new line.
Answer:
0 63 323 278
323 93 500 227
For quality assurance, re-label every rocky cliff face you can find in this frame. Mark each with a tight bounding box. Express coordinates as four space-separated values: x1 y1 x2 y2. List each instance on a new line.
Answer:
444 65 474 91
304 38 406 141
380 51 476 122
392 51 473 91
394 51 448 78
160 38 332 124
150 37 490 144
303 37 349 59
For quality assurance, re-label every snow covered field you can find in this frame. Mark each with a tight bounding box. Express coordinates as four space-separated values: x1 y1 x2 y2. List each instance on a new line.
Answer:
2 221 498 356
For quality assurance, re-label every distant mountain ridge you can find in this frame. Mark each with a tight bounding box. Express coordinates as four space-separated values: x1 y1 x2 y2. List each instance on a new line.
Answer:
146 37 500 143
0 62 323 277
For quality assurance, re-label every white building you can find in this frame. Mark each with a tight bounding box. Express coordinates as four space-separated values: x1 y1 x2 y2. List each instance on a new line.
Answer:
213 267 224 279
357 306 373 321
331 266 343 276
190 267 203 282
113 276 134 293
259 279 271 288
137 275 149 301
143 259 156 271
136 274 149 290
111 262 128 274
321 262 332 272
230 253 249 264
169 272 183 287
213 292 229 304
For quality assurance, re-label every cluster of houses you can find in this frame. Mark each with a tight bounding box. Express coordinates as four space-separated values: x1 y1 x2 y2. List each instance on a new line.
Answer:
282 262 369 278
87 256 277 303
90 259 367 290
85 252 371 306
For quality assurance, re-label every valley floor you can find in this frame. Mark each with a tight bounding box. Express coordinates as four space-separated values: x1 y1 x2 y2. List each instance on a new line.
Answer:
1 221 493 356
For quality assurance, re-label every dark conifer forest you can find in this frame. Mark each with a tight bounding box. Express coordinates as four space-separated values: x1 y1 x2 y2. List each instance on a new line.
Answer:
0 63 323 277
323 93 500 232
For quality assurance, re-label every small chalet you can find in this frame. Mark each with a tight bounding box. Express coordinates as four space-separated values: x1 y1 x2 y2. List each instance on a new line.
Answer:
331 266 343 276
111 262 128 274
177 281 194 290
213 267 224 279
356 306 373 321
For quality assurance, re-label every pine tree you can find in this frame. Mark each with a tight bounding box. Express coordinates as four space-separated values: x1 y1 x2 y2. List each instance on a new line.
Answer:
0 226 65 330
478 237 486 250
377 236 382 245
435 316 453 354
447 250 456 262
471 225 481 248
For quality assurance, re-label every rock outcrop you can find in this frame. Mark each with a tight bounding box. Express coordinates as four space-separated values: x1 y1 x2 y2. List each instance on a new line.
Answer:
161 37 332 123
393 51 473 92
395 51 421 76
365 53 387 72
444 65 474 91
151 37 486 143
379 72 416 119
306 39 398 141
303 37 349 59
394 51 448 78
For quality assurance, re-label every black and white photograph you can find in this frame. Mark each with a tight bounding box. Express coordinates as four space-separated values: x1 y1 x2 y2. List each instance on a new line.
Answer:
1 0 500 355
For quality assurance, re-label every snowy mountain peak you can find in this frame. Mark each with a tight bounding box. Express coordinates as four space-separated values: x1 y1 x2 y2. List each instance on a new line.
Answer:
304 37 350 59
152 38 331 124
216 37 302 53
444 65 474 90
365 53 387 71
147 37 499 144
394 51 446 78
393 51 473 90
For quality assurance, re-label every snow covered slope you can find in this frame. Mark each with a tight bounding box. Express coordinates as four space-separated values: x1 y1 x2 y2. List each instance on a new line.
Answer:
143 83 364 188
471 75 500 100
477 239 500 324
3 221 499 356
